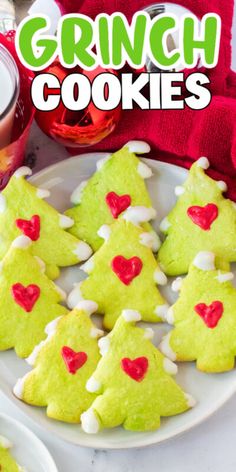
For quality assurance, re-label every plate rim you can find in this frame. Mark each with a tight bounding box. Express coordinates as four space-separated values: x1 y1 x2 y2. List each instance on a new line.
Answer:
0 412 58 470
0 153 235 449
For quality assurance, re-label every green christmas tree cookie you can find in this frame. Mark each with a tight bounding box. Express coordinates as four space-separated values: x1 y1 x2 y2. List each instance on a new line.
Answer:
81 311 195 433
0 166 92 279
14 301 103 423
158 157 236 276
159 251 236 373
0 235 68 358
68 208 169 330
0 436 25 472
65 141 160 252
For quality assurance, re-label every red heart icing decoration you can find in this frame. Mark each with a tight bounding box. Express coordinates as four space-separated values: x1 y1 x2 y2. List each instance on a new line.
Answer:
111 255 143 285
16 215 40 241
105 192 131 219
187 204 218 230
61 346 87 374
194 301 223 328
121 357 148 382
11 283 40 312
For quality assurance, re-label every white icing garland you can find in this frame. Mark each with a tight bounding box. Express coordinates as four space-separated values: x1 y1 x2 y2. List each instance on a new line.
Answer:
137 162 153 179
126 140 151 154
196 157 210 169
81 409 100 434
73 241 92 261
122 309 141 322
70 180 88 204
193 251 215 271
122 206 156 226
159 332 176 361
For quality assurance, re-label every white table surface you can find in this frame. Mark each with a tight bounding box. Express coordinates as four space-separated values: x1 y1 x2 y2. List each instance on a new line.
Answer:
0 4 236 471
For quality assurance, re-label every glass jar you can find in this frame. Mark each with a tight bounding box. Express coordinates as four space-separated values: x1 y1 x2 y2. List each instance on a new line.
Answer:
0 44 20 149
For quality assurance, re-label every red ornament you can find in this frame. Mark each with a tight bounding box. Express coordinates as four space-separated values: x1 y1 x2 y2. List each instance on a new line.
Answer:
194 301 223 328
35 61 121 147
11 283 40 312
187 204 218 230
111 255 143 285
121 357 148 382
105 192 131 219
16 215 40 241
61 346 88 374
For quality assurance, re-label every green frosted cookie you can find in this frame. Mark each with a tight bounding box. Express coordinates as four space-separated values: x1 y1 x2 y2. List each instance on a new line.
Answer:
0 235 68 358
68 210 168 330
14 301 103 423
158 158 236 276
160 251 236 373
65 141 159 252
0 436 24 471
0 166 92 279
81 311 194 433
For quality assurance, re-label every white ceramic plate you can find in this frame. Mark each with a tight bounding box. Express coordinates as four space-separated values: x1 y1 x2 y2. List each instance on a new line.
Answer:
0 413 58 471
0 153 236 449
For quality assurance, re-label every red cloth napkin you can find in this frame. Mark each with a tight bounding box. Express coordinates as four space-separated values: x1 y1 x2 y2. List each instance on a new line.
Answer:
57 0 236 200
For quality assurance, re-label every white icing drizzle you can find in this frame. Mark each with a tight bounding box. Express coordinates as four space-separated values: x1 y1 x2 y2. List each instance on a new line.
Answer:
80 257 95 274
150 231 161 252
137 162 153 179
166 307 175 325
232 202 236 211
0 435 12 449
45 316 63 336
90 327 104 338
126 140 151 154
98 336 110 356
139 232 161 251
73 241 92 261
159 332 176 361
14 166 32 178
86 376 101 393
122 206 156 226
13 372 31 399
26 317 62 366
217 180 228 192
75 300 98 316
97 225 111 242
0 193 6 213
143 327 154 340
171 277 183 292
184 392 196 408
18 466 28 472
216 271 234 283
81 409 100 434
54 283 67 301
122 309 141 322
175 185 185 196
11 235 32 249
193 251 215 271
96 154 112 171
196 157 210 169
160 217 171 233
154 304 170 321
34 256 46 273
59 214 74 229
26 340 46 366
70 180 88 204
153 269 167 286
67 283 84 309
36 188 51 199
163 357 178 375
